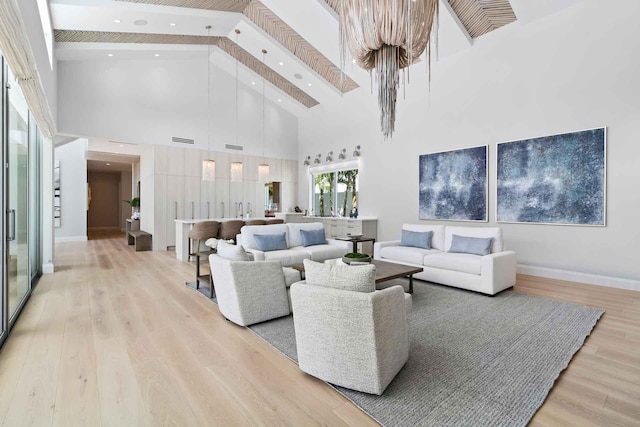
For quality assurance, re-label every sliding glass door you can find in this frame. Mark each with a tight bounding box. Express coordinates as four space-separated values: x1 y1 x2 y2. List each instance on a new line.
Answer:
6 67 31 322
0 53 42 348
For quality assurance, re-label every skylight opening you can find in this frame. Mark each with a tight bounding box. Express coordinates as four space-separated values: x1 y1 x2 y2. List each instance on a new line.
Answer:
36 0 54 69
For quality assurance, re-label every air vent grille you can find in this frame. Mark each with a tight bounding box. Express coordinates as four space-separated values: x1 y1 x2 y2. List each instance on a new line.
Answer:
225 144 244 151
172 136 194 145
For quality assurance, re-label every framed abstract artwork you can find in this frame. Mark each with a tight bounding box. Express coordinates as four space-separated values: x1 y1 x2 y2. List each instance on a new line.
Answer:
419 145 488 221
496 127 606 226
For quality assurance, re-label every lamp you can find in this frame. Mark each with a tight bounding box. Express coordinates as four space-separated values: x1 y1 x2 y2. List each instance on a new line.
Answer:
338 149 346 160
353 145 361 158
326 151 333 163
339 0 438 140
201 25 215 181
258 48 270 183
230 161 243 183
303 156 311 166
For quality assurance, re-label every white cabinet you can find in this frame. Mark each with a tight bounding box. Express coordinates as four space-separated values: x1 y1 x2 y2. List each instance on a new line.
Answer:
152 146 298 251
215 179 230 218
200 180 216 219
166 175 185 248
184 176 201 220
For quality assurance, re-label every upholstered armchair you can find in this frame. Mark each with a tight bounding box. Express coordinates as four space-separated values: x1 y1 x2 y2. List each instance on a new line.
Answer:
290 260 411 395
209 253 299 326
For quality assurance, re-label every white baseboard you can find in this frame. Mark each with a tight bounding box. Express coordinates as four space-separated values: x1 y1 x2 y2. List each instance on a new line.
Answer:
42 263 54 274
55 236 88 243
518 264 640 292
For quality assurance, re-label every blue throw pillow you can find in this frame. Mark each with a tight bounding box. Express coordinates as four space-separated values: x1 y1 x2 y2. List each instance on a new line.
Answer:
254 233 287 252
400 230 433 249
300 228 327 247
448 235 493 256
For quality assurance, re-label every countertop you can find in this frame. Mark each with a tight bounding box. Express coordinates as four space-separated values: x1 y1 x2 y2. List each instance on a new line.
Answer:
301 216 378 221
175 217 272 224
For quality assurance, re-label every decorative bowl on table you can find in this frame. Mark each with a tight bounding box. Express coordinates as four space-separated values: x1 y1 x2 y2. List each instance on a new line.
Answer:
342 253 372 265
346 233 364 239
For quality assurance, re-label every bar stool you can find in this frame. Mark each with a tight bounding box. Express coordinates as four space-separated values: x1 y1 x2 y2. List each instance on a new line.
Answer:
188 221 220 294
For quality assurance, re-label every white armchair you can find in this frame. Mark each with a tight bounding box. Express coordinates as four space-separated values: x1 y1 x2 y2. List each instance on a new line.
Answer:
290 280 411 395
209 254 293 326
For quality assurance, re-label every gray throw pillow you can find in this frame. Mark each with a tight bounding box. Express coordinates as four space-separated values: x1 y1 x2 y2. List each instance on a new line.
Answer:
401 230 433 249
217 240 251 261
303 259 375 293
448 235 493 256
254 233 287 251
300 228 327 247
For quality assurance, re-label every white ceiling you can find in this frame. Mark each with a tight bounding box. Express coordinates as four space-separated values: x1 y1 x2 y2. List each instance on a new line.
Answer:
50 0 585 116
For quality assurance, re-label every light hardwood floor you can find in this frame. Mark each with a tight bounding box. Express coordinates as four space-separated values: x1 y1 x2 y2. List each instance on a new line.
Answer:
0 232 638 426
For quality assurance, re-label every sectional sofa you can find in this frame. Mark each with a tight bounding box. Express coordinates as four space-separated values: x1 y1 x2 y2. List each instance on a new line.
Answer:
236 222 350 266
374 224 516 295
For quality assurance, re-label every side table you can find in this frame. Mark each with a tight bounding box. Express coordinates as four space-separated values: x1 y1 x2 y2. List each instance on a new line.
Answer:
336 236 376 257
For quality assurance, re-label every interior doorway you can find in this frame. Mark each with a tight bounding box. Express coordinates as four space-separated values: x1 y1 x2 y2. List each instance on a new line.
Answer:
86 154 137 240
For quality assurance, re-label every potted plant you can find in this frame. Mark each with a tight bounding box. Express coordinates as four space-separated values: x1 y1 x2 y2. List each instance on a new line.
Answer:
124 197 141 220
342 252 371 265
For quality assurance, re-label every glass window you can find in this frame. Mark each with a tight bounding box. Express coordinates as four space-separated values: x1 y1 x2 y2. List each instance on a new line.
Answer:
312 168 358 217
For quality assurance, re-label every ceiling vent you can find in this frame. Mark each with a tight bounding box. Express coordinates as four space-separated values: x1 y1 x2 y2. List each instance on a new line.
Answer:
225 144 244 151
172 136 194 145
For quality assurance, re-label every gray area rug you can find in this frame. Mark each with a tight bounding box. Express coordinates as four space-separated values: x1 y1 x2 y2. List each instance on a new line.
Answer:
187 279 604 426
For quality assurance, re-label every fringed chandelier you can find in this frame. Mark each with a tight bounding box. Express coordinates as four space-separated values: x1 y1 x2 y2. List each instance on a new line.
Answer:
339 0 438 140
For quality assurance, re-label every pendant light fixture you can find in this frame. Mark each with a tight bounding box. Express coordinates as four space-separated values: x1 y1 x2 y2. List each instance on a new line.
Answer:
201 25 216 181
339 0 439 140
230 28 243 183
257 48 270 183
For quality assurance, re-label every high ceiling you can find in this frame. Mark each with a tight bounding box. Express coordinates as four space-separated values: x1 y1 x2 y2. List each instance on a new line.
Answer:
50 0 582 116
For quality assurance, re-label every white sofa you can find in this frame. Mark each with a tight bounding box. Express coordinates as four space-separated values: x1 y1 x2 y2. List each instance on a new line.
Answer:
374 225 516 295
237 222 350 267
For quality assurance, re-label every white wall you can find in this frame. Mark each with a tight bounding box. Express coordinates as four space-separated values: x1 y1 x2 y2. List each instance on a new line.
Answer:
54 138 87 241
17 0 56 123
57 58 298 160
298 0 640 282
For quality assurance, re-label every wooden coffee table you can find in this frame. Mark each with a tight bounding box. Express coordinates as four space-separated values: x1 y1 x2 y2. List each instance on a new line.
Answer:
371 259 423 294
291 259 423 294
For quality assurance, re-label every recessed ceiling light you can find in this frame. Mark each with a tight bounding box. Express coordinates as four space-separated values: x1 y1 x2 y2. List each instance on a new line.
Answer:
279 61 283 66
278 99 282 102
352 59 356 64
133 19 148 26
308 83 312 86
155 53 160 57
114 19 121 23
106 163 111 166
119 144 124 147
251 81 256 85
294 73 303 80
170 22 176 27
108 53 114 57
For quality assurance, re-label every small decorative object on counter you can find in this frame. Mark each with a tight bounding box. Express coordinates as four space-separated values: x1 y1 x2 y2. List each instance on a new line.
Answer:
342 252 371 265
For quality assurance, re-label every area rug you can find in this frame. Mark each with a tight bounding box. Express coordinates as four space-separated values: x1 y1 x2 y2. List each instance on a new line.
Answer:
187 280 604 426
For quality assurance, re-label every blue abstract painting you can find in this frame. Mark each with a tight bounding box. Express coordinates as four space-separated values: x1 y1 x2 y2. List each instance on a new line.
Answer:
419 146 487 221
497 128 606 226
